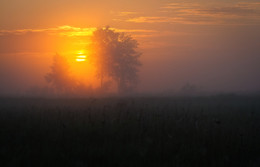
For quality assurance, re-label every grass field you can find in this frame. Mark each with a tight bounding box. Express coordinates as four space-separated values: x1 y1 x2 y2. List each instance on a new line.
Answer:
0 95 260 167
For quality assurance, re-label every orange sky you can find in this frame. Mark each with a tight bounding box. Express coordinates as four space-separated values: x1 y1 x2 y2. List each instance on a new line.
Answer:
1 0 260 94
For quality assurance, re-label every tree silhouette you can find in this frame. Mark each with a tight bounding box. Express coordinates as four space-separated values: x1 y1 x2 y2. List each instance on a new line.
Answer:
45 53 76 94
90 27 142 93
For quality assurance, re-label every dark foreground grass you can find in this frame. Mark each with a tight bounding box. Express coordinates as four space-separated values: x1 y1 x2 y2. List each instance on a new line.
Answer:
0 96 260 167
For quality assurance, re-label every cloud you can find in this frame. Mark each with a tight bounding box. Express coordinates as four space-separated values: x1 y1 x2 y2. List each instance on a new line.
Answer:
126 16 218 25
112 28 157 33
160 2 200 10
117 12 139 16
0 25 162 52
0 25 158 37
0 26 96 37
117 2 260 25
127 17 173 23
196 4 260 17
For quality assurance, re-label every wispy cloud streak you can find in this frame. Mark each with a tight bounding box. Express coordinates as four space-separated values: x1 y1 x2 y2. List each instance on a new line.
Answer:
0 25 156 37
116 2 260 25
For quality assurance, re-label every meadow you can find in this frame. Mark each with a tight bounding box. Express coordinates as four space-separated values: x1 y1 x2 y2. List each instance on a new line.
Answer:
0 95 259 167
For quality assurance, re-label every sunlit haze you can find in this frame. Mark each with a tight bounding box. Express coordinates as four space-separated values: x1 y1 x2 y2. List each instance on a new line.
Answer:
2 2 260 167
1 0 260 96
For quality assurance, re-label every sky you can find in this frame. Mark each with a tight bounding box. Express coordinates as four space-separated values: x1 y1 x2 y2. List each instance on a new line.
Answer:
0 0 260 95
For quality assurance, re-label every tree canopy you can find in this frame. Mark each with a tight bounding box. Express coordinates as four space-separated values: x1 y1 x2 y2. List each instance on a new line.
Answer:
45 53 76 94
90 27 142 93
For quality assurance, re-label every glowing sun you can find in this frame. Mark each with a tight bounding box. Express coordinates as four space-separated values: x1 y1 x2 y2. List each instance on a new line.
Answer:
76 51 87 62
